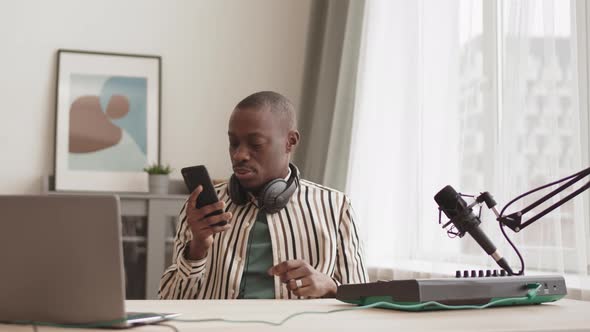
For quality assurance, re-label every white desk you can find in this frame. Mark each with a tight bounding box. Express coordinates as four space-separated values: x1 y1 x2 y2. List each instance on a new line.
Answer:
2 299 589 331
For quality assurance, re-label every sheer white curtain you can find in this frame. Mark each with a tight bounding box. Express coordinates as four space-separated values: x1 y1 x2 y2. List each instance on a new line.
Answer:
347 0 589 299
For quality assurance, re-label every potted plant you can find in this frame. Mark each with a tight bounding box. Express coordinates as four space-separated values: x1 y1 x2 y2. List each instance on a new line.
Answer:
143 163 173 194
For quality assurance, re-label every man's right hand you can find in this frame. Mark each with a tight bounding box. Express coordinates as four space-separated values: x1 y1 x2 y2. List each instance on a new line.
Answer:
185 185 232 260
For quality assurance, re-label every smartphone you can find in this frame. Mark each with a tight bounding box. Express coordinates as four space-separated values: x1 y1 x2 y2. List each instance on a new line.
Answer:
180 165 227 226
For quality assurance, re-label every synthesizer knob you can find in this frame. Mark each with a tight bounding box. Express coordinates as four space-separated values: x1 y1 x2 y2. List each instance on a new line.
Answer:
492 270 498 277
485 270 491 277
471 270 476 277
500 270 507 276
478 270 484 277
463 270 469 278
456 270 461 278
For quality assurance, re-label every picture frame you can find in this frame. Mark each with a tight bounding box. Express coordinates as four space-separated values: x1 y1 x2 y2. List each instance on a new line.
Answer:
54 49 161 192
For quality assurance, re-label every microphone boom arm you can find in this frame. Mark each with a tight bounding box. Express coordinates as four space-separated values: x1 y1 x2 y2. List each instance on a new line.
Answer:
498 167 590 232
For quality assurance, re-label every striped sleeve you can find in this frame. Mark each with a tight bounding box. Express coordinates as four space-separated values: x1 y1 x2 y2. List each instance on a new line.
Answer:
158 201 208 299
333 195 368 285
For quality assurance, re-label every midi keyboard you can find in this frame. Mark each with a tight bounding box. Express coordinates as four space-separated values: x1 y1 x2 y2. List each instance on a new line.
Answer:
336 275 566 311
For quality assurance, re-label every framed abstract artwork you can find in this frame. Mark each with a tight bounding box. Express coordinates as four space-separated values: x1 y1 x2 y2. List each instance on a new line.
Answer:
54 49 161 192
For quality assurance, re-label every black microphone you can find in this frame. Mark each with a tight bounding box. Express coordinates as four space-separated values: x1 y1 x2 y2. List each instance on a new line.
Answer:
434 185 514 275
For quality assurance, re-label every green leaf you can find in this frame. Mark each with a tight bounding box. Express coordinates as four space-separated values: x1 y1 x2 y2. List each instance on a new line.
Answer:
143 163 173 175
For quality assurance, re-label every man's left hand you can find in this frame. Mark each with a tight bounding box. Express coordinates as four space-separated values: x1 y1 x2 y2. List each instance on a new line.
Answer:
267 260 337 298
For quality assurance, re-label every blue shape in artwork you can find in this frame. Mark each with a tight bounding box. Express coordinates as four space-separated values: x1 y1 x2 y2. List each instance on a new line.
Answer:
99 77 148 154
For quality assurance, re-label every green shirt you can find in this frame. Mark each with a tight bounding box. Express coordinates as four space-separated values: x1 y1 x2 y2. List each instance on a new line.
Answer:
238 211 275 299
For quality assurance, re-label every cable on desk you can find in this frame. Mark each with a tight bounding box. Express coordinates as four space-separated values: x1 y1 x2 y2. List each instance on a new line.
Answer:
153 322 180 332
171 283 543 326
2 283 542 330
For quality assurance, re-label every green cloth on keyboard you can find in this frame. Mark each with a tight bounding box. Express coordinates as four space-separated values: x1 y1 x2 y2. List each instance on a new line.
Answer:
238 211 275 299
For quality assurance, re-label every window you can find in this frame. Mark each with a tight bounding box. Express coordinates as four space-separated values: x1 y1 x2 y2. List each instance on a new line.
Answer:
349 0 589 277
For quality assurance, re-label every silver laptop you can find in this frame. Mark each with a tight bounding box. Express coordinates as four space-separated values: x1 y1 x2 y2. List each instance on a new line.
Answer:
0 194 178 328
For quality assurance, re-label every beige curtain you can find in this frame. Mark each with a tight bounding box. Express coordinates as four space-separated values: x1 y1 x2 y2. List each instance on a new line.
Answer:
294 0 366 191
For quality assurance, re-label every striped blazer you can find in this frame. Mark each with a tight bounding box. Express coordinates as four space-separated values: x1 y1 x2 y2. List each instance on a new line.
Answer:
158 179 368 299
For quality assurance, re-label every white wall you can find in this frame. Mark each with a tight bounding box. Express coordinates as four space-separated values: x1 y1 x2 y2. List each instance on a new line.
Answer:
0 0 311 194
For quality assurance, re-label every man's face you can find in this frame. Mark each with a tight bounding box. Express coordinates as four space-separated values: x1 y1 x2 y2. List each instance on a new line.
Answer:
228 107 295 192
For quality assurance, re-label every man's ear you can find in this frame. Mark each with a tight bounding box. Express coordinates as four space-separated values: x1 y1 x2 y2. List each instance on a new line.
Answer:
286 130 300 153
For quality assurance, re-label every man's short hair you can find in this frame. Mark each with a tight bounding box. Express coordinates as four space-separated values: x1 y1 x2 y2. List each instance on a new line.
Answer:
236 91 296 130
